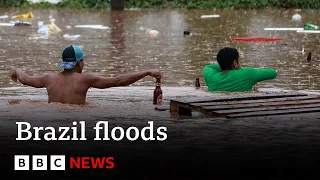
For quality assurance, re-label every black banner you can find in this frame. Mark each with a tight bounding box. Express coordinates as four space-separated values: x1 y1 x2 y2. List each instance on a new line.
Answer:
1 112 320 179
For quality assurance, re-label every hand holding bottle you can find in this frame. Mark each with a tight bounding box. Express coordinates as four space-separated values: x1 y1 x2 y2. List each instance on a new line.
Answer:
147 69 162 79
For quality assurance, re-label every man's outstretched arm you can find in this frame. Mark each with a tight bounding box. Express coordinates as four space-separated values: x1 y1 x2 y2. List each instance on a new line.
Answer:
251 68 278 83
86 69 162 89
11 69 49 88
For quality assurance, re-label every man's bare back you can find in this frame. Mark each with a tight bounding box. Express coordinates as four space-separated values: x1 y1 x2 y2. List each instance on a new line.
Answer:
11 45 162 105
11 68 162 105
45 72 88 104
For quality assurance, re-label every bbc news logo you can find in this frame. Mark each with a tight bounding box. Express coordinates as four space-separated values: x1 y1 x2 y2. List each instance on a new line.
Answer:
14 155 65 170
14 155 115 170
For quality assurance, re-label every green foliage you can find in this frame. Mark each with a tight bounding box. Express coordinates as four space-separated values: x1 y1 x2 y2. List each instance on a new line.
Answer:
0 0 319 9
0 0 55 9
58 0 110 9
0 0 26 7
124 0 320 9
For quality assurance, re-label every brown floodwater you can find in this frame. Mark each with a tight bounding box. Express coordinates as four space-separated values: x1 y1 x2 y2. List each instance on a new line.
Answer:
1 8 320 178
0 8 319 90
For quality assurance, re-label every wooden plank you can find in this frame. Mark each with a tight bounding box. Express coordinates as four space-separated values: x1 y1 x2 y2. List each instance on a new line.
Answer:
170 101 180 112
170 92 307 104
226 107 320 118
169 100 201 112
212 103 320 115
189 95 320 107
202 99 320 111
169 101 192 115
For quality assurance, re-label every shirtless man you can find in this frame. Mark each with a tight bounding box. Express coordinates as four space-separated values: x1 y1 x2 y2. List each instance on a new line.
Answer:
11 45 162 105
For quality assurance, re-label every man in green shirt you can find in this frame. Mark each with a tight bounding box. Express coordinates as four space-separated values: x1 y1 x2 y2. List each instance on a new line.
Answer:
203 47 277 92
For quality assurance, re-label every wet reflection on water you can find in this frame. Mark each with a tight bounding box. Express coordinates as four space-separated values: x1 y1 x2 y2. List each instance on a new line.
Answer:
0 8 320 91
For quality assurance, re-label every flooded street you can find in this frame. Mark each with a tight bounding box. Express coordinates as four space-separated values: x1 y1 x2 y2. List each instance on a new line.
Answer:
1 8 320 178
0 8 319 89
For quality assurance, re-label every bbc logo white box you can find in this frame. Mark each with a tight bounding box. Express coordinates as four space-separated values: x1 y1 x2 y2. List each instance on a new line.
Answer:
14 155 29 170
14 155 66 170
50 155 65 170
32 155 47 170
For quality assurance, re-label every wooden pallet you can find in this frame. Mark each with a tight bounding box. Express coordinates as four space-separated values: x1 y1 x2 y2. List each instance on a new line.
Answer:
170 92 320 119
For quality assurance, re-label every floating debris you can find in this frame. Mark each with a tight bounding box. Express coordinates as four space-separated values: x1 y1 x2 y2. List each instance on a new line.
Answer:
307 52 312 62
304 23 319 30
297 30 320 33
264 28 304 31
14 22 31 27
0 15 9 19
37 21 43 27
38 25 49 37
195 78 200 89
0 23 15 27
200 14 220 18
289 46 305 54
63 34 81 40
184 30 190 36
232 37 282 42
28 35 48 40
292 14 302 21
74 25 110 30
146 29 159 37
48 21 62 34
12 12 34 22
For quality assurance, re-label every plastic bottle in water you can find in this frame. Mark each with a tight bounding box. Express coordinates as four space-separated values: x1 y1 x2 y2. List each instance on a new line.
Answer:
304 24 320 30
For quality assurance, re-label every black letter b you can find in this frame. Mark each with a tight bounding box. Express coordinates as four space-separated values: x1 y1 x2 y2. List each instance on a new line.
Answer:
19 159 25 167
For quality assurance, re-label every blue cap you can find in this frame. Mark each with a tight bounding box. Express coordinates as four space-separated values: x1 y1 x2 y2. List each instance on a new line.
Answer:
60 45 84 69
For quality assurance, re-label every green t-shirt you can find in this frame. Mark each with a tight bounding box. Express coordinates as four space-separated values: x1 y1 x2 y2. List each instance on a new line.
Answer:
203 64 278 92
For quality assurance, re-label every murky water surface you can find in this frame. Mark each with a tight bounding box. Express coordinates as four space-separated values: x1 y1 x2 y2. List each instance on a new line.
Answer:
0 8 319 126
0 8 319 89
1 9 320 176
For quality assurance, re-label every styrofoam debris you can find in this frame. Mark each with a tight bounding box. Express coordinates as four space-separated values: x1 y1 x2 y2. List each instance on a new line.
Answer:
297 30 320 33
74 25 110 30
0 23 15 27
63 34 81 40
264 28 304 31
200 15 220 18
0 15 9 19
